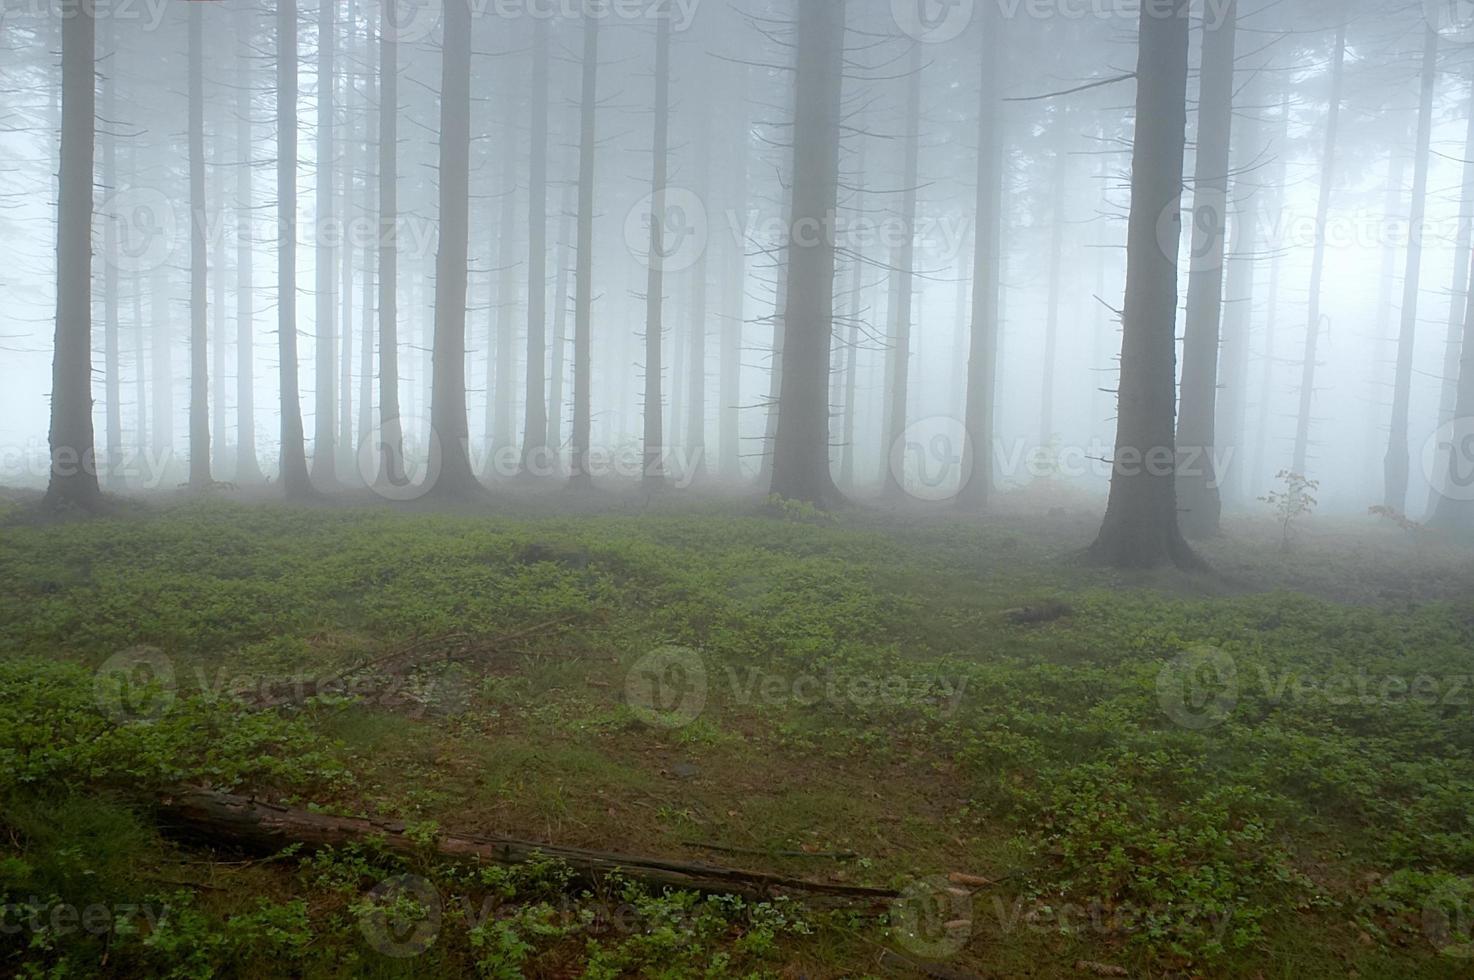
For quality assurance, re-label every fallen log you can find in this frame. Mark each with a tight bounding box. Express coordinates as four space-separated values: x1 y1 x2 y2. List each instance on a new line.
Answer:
155 789 900 909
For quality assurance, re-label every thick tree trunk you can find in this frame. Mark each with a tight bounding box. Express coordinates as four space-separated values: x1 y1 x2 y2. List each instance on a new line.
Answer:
312 0 339 488
570 12 600 488
882 40 923 500
719 68 749 482
1088 0 1201 570
426 0 479 498
1384 26 1438 515
46 0 100 510
1176 0 1236 539
521 17 551 475
235 4 265 484
548 178 574 462
101 19 123 490
376 0 403 488
642 14 672 486
1292 19 1346 477
1427 82 1474 521
768 0 845 507
956 1 1003 512
188 3 212 489
278 0 314 497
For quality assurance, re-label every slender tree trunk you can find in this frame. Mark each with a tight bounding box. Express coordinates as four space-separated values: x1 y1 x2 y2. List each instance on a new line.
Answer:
188 3 212 489
1176 0 1236 538
376 0 403 487
769 0 845 506
548 178 574 460
1039 137 1067 445
358 34 375 451
101 18 123 489
641 13 672 486
312 0 338 488
235 3 265 483
957 1 1003 511
882 39 923 499
1429 244 1474 536
492 90 520 466
570 11 600 488
1292 18 1346 477
1088 0 1201 570
338 26 356 478
427 0 478 497
46 0 100 510
521 17 551 474
151 265 172 463
838 128 866 491
278 0 314 497
213 133 229 477
685 65 712 485
1427 82 1474 520
1384 26 1439 514
1251 90 1290 493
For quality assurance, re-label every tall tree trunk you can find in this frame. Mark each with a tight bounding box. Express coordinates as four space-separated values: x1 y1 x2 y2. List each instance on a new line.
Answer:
338 27 356 479
188 2 212 489
719 67 749 482
427 0 478 497
1292 19 1346 477
570 11 600 488
213 133 229 477
278 0 314 497
521 16 551 474
1429 245 1474 536
1384 26 1439 514
641 13 672 486
1088 0 1201 570
101 17 123 489
882 39 923 499
376 0 403 487
492 89 520 466
46 0 99 510
1427 81 1474 520
358 29 376 451
235 2 265 484
956 1 1003 511
769 0 845 506
1039 135 1068 445
838 127 866 492
1217 56 1265 508
548 178 574 461
151 265 172 463
685 63 712 485
1176 0 1237 539
1251 90 1290 493
312 0 338 488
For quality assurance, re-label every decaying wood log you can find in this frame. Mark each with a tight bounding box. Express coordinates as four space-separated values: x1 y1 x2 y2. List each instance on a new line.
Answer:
155 788 900 909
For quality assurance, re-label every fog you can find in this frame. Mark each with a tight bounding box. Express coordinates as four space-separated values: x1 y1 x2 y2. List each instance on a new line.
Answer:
4 0 1472 524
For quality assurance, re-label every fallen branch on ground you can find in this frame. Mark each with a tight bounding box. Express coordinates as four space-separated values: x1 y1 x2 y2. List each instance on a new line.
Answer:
155 788 900 909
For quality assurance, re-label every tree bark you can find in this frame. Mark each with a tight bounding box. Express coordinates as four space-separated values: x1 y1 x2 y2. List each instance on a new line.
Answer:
548 177 575 462
685 63 712 485
1088 0 1202 570
188 2 212 489
570 11 600 488
1384 26 1438 515
642 13 672 486
235 3 266 484
101 17 123 489
1176 0 1236 539
46 0 100 510
882 40 923 500
376 0 404 488
769 0 846 507
426 0 479 498
278 0 314 498
719 67 749 481
1292 19 1346 477
956 1 1003 512
521 16 551 475
312 0 339 489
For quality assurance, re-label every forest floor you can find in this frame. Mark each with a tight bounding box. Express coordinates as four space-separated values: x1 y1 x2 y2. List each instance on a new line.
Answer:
2 482 1474 978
